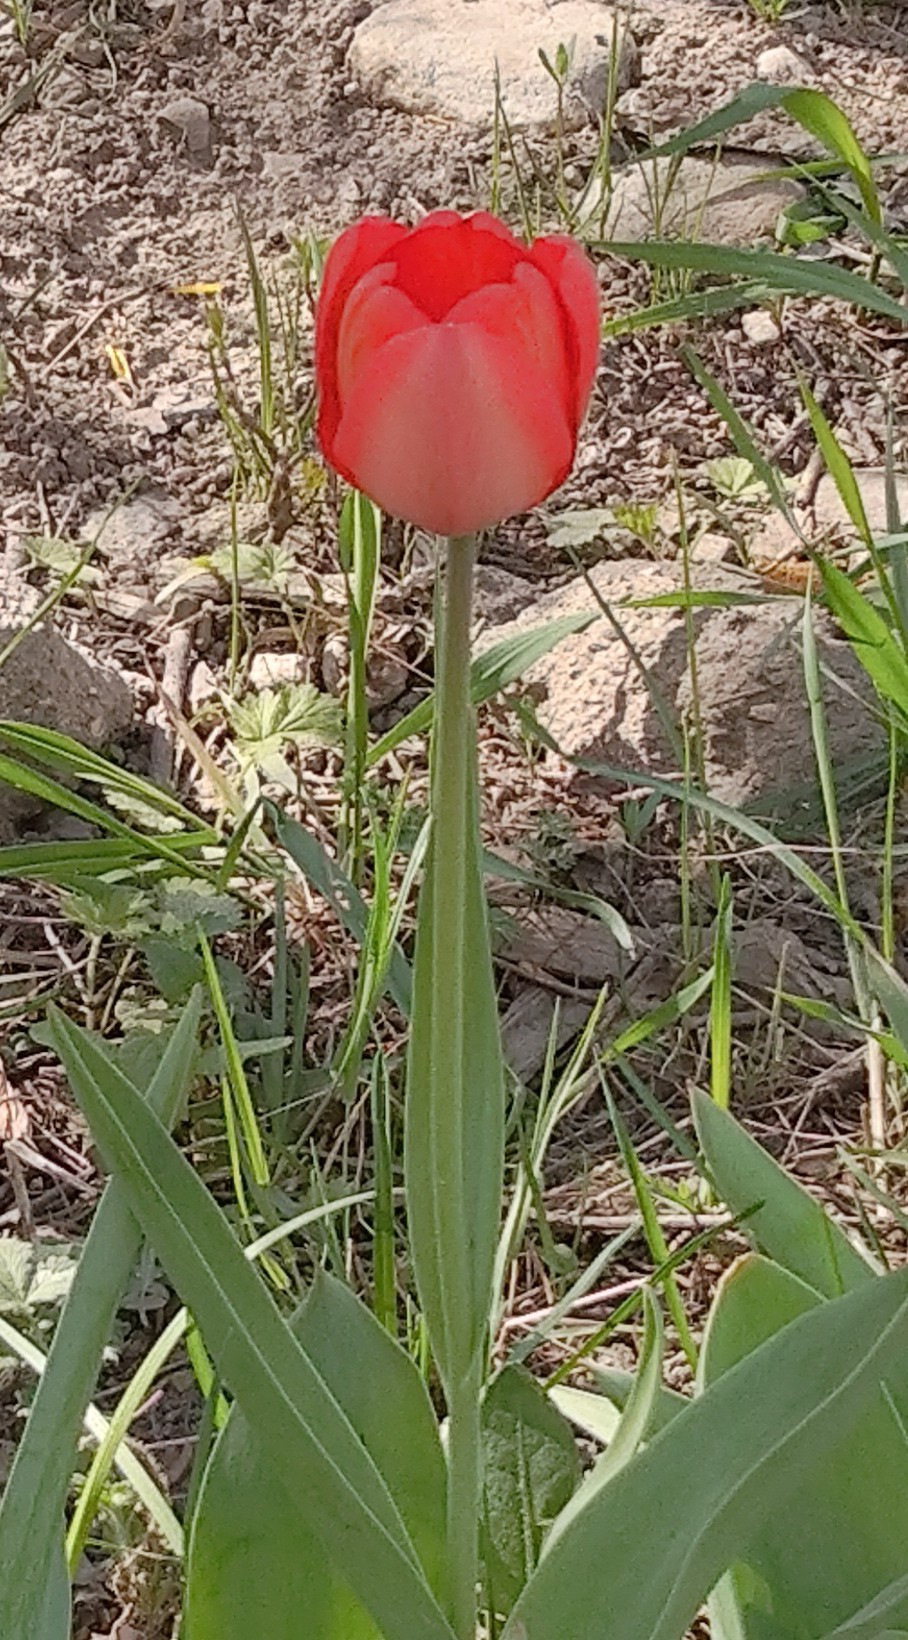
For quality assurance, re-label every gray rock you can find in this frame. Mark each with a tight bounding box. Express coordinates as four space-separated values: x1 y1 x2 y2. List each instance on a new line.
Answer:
158 94 211 153
607 152 802 246
350 0 634 132
82 489 182 563
478 560 881 805
752 468 908 558
0 624 133 841
756 44 808 84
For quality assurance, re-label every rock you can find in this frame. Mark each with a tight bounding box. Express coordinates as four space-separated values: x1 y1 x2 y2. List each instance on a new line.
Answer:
607 153 802 247
82 489 182 564
157 94 211 153
474 566 537 627
500 984 591 1084
495 904 630 984
247 651 309 690
756 44 808 84
751 468 908 558
189 659 219 711
741 308 781 346
0 624 133 841
478 560 881 805
350 0 634 132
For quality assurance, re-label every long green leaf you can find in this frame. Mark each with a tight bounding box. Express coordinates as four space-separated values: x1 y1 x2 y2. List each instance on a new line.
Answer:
503 1267 908 1640
702 1255 908 1639
186 1271 447 1639
0 994 201 1640
597 242 908 328
818 558 908 721
47 1007 455 1640
641 82 881 225
693 1090 877 1296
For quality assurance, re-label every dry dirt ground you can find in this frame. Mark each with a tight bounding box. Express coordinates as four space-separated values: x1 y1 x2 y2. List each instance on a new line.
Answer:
1 1 908 1636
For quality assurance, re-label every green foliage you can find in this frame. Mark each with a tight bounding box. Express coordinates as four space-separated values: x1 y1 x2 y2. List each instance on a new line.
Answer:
186 1271 446 1639
701 1254 908 1638
481 1366 580 1616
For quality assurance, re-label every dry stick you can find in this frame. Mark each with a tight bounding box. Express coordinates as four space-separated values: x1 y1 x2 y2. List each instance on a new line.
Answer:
149 625 195 787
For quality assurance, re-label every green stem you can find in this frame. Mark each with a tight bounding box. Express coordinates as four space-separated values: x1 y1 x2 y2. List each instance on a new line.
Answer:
435 534 482 1639
447 1362 483 1640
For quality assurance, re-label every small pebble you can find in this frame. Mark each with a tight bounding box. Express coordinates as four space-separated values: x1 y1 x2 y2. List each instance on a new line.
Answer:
742 309 781 347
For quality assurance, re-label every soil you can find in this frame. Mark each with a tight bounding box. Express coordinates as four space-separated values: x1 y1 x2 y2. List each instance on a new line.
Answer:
1 1 908 1636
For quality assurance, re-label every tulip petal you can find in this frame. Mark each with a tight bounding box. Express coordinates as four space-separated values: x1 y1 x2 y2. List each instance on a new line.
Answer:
330 321 574 536
447 262 570 423
316 217 408 446
528 234 601 427
389 217 522 323
335 265 428 407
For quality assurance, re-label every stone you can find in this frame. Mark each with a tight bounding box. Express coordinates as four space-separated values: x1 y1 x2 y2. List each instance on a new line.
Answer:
607 153 802 247
474 566 537 627
478 560 881 806
751 468 908 558
350 0 634 132
500 985 591 1084
756 44 808 84
81 489 182 563
0 624 133 841
157 94 211 153
741 308 781 346
247 651 309 690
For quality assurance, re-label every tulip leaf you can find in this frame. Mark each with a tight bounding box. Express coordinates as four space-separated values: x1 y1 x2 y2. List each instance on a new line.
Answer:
501 1266 908 1640
481 1366 580 1617
692 1089 877 1296
186 1270 447 1639
47 1004 455 1640
701 1254 908 1640
406 546 505 1393
0 995 201 1640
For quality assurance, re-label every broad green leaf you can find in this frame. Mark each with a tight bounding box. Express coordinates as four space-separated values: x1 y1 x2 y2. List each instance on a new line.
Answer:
186 1270 446 1639
823 1574 908 1637
368 612 597 767
503 1266 908 1640
0 995 201 1640
867 948 908 1064
818 558 908 721
693 1089 877 1295
481 1366 580 1617
405 549 504 1393
702 1255 908 1640
551 1368 687 1446
47 1006 455 1640
598 242 908 329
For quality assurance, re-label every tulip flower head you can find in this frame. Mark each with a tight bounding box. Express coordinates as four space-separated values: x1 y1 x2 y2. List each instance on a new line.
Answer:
316 210 600 537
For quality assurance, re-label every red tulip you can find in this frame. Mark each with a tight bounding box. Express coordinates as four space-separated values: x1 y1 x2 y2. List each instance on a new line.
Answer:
315 211 599 537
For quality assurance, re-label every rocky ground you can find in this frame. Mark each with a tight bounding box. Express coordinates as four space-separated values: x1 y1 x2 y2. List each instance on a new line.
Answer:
1 0 908 1634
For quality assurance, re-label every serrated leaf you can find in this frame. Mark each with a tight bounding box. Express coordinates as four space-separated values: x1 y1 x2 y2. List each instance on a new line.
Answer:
482 1366 580 1616
229 682 343 775
0 1239 79 1316
544 508 615 550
